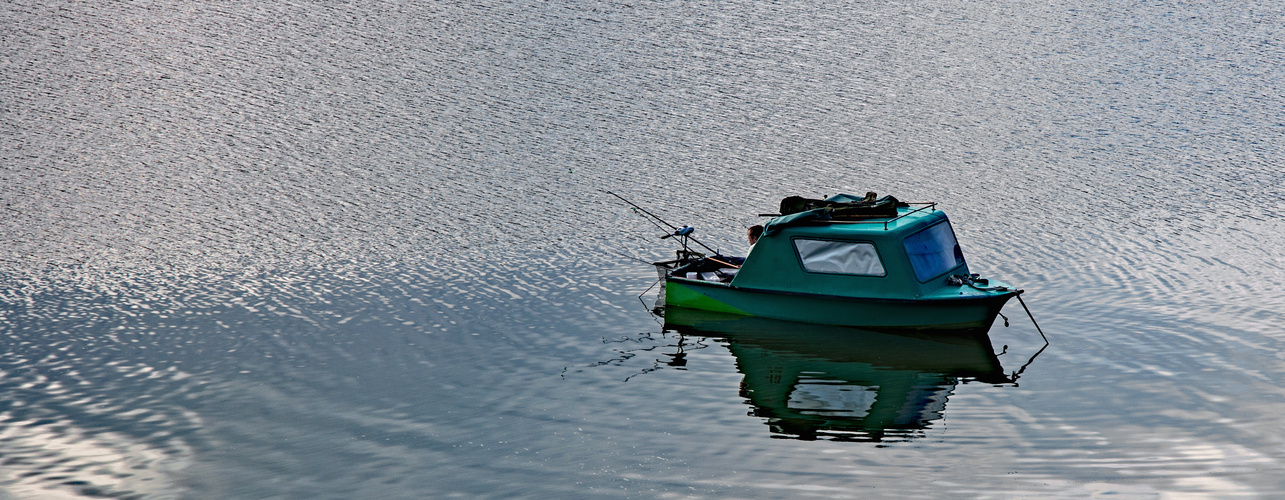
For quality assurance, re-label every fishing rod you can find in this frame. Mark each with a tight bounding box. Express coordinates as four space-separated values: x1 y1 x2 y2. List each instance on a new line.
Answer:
603 190 677 232
603 190 720 256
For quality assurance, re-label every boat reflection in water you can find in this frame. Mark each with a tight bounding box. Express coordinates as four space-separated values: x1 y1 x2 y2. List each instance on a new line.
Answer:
663 308 1021 442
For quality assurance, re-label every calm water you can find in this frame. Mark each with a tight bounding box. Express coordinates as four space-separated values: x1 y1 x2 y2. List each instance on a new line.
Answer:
4 0 1285 497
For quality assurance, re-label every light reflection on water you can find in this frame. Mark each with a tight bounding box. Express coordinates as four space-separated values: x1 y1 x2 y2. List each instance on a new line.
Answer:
4 0 1285 497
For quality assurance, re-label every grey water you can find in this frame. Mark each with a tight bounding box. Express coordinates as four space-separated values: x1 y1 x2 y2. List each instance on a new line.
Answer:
3 0 1284 497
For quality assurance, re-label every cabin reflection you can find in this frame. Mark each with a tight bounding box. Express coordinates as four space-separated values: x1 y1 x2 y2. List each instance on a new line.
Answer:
662 308 1011 442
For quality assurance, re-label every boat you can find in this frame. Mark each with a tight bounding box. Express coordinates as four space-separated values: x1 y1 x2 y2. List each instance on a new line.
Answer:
662 308 1011 441
649 193 1022 331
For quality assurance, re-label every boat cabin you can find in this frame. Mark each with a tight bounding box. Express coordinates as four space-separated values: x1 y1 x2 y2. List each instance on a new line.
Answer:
667 202 973 300
732 204 969 300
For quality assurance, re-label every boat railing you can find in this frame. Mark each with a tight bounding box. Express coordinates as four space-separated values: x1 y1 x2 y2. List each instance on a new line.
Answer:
830 202 937 230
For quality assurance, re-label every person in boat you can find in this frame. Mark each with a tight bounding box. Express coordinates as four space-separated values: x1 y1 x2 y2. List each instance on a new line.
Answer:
747 225 763 246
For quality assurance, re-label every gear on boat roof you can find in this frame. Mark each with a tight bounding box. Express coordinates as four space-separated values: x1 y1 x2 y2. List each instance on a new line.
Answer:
779 192 907 217
767 192 910 235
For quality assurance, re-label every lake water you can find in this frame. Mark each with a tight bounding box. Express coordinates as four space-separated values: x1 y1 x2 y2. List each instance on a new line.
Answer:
3 0 1285 497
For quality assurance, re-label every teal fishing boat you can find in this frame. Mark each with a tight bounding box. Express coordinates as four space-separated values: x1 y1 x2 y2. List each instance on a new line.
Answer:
634 192 1023 331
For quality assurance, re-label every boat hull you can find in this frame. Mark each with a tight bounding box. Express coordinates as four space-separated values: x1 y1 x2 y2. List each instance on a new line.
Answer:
663 277 1017 331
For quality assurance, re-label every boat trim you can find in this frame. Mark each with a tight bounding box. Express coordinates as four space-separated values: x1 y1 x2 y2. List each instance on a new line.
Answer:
667 276 1020 304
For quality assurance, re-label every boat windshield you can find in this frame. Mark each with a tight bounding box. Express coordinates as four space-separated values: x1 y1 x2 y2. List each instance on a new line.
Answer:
903 221 965 281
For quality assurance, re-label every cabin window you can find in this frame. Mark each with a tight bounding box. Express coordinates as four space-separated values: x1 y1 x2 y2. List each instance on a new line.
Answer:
904 221 965 281
793 239 886 276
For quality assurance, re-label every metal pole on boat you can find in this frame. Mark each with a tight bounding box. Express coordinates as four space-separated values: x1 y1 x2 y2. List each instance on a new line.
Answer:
1015 292 1048 345
1004 291 1049 384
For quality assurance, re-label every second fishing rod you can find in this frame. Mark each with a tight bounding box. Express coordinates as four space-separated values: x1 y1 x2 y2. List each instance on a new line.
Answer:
603 190 719 256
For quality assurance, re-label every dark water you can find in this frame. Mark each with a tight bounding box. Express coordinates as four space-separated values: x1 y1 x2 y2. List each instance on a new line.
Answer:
4 0 1285 497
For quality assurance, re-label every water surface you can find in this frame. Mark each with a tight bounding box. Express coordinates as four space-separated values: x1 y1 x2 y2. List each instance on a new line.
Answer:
3 0 1285 497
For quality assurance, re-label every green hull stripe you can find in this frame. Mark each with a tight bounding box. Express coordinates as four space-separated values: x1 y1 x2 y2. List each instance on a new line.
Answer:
665 281 750 316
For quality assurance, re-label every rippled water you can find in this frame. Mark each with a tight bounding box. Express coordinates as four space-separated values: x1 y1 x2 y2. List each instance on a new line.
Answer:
3 0 1285 497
